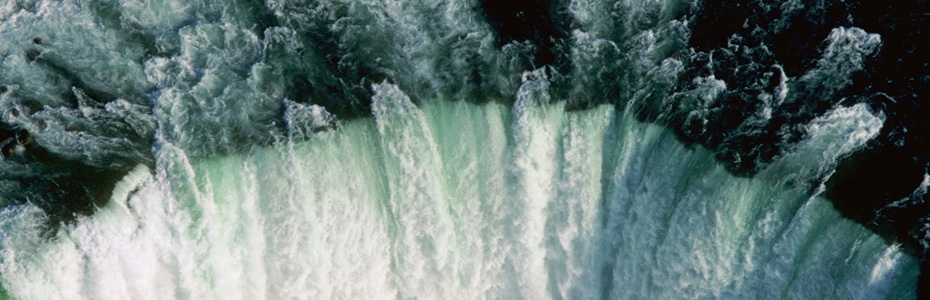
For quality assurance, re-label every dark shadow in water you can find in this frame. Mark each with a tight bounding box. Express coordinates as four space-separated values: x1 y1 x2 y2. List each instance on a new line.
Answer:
682 0 930 295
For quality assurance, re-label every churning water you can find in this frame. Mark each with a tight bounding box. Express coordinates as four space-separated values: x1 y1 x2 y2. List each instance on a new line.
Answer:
0 0 924 299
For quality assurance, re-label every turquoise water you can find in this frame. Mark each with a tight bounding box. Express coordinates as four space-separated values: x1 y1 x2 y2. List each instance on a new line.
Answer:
0 85 917 299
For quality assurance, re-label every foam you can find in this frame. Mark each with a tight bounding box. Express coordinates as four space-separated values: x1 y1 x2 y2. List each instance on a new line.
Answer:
0 99 916 299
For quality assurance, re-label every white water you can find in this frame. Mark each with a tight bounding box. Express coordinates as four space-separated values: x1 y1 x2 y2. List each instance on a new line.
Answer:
0 82 918 299
0 0 922 298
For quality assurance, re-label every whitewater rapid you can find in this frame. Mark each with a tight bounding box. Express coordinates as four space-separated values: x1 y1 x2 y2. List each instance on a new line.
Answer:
0 81 917 299
0 0 926 298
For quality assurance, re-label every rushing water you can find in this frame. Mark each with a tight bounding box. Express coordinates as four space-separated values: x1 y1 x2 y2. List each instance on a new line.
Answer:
0 0 926 299
0 88 919 299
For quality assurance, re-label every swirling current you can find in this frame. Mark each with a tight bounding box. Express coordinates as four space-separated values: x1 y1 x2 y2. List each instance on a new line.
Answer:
0 0 928 299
